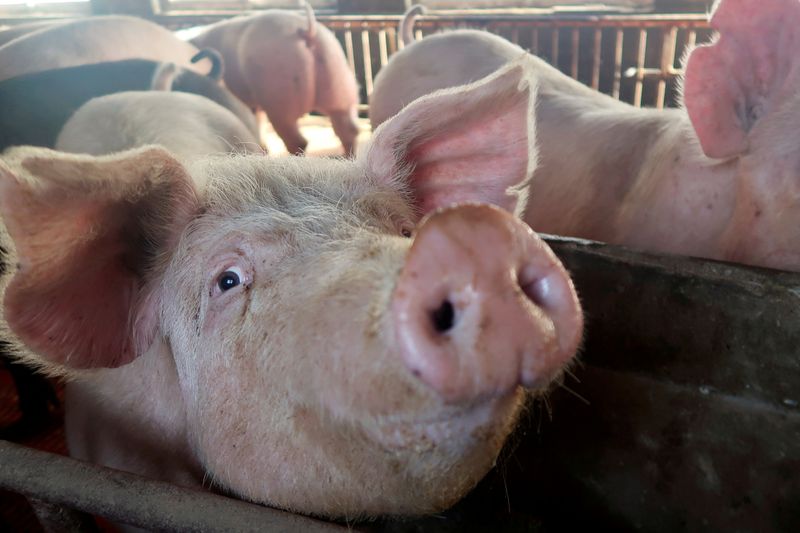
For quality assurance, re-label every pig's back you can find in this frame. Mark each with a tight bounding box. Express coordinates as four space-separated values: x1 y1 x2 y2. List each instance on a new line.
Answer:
0 60 156 150
370 30 525 127
0 16 208 82
55 91 261 160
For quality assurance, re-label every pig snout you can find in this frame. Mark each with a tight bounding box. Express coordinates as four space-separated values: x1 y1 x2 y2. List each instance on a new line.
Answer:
392 204 582 404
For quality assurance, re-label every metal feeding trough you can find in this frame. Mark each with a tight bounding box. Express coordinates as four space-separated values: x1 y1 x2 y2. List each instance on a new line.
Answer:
2 236 797 532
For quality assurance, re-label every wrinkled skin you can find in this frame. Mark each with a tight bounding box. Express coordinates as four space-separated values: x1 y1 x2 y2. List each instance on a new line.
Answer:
0 16 213 82
55 91 261 161
372 0 800 271
191 7 360 156
0 61 582 518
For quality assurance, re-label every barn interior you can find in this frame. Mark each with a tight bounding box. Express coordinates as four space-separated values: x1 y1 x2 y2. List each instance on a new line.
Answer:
0 1 797 532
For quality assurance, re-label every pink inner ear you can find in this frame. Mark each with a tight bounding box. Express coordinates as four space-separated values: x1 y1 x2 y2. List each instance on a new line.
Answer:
683 0 800 159
0 147 196 372
407 104 529 214
6 244 140 370
366 59 536 217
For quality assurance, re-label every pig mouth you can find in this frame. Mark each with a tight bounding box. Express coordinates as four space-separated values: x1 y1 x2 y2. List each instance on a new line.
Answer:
367 390 524 453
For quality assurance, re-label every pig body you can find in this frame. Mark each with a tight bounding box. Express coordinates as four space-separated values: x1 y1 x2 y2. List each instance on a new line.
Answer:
372 0 800 271
55 90 261 160
0 20 67 48
0 60 582 518
0 16 212 82
370 30 525 127
191 6 361 156
0 59 258 151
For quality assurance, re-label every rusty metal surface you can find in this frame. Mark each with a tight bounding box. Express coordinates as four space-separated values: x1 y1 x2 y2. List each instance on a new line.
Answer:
0 440 345 532
526 236 800 531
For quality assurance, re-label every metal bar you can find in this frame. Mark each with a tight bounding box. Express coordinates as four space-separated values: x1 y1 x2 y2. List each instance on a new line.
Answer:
656 26 679 109
530 27 539 54
551 27 559 66
344 26 355 74
0 440 344 532
511 26 519 45
360 28 373 97
591 28 602 90
378 28 389 68
570 28 580 79
388 25 397 54
634 27 647 107
29 498 99 533
612 28 624 99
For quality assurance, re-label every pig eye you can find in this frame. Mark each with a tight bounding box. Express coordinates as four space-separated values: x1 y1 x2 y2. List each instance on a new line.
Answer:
217 267 243 292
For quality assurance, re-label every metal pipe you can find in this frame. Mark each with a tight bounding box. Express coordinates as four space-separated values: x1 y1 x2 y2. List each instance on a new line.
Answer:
0 440 344 532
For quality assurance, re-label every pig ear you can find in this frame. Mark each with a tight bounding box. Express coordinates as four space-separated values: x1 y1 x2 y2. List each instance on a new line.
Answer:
0 146 199 372
682 0 800 159
364 56 536 215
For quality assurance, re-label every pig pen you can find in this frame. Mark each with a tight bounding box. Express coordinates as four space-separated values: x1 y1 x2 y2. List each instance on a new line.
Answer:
0 8 797 533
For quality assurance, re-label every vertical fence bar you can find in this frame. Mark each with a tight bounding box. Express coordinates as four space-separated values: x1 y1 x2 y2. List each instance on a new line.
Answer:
551 27 559 66
511 25 520 45
360 28 373 97
378 28 389 68
612 28 624 99
388 25 398 54
634 27 647 107
591 27 602 90
343 25 355 74
686 28 697 50
656 26 678 109
570 27 580 79
531 26 539 54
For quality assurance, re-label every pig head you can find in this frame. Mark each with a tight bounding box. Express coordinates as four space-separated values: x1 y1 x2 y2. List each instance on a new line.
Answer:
681 0 800 269
191 5 360 156
0 60 582 517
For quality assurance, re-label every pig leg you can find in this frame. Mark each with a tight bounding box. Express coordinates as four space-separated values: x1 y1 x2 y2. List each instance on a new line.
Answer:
265 110 308 155
328 107 360 157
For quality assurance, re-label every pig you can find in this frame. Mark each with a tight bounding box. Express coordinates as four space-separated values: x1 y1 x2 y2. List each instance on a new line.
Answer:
369 6 525 128
0 57 258 152
55 87 261 161
0 20 67 47
371 0 800 272
0 59 583 518
191 4 361 156
0 15 214 82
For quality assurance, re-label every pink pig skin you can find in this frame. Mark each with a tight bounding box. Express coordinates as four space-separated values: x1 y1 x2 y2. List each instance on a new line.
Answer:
0 16 213 82
373 0 800 271
191 5 360 156
0 59 582 518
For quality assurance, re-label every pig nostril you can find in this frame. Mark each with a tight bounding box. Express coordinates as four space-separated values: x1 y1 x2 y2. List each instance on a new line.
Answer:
430 299 455 334
521 277 550 308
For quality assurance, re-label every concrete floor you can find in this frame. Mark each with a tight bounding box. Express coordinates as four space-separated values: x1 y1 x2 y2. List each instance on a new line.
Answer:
260 113 373 158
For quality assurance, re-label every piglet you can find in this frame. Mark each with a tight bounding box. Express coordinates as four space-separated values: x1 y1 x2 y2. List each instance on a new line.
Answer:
0 59 582 518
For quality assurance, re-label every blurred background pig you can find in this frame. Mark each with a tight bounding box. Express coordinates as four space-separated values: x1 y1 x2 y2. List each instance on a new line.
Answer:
190 3 360 156
0 15 215 81
0 60 582 518
372 0 800 272
0 56 259 152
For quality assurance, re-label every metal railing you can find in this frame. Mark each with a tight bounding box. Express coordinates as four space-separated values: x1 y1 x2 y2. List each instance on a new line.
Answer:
311 13 712 110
